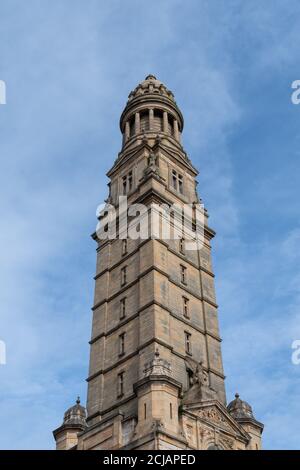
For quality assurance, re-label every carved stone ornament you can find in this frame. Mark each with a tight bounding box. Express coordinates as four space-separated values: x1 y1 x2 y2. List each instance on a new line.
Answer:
220 436 234 450
197 407 230 430
183 358 217 403
143 349 172 377
143 151 161 179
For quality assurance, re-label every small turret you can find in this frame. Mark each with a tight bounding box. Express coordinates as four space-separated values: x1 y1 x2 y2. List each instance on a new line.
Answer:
227 393 264 450
133 349 182 440
53 397 87 450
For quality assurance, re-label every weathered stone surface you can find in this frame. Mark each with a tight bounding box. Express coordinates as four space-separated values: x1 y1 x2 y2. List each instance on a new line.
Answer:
53 75 263 451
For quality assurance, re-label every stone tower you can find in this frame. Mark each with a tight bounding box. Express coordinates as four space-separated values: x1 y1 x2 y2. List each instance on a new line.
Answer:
53 75 263 450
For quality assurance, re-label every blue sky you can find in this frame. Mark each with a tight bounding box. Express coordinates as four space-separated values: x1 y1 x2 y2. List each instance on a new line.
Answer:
0 0 300 449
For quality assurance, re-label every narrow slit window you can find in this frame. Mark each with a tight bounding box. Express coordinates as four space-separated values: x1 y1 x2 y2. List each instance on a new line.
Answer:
178 174 183 194
185 332 192 355
183 297 189 318
118 372 124 397
121 266 127 286
128 171 133 191
120 298 126 319
122 176 127 195
119 333 125 356
180 265 187 284
172 170 177 190
122 239 128 255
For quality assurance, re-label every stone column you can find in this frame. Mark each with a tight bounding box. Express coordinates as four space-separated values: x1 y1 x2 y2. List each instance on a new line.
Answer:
125 121 130 142
173 119 179 141
149 108 154 131
135 112 140 135
163 111 168 133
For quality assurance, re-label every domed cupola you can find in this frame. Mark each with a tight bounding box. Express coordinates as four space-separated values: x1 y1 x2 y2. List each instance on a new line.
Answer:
227 393 264 448
62 397 87 427
120 75 184 147
53 397 87 449
227 393 258 422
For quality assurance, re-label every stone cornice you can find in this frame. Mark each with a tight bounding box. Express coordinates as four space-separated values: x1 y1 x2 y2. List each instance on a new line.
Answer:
121 429 188 450
94 237 215 280
92 263 218 312
86 336 225 383
86 394 136 422
90 298 222 345
52 422 86 438
133 374 182 395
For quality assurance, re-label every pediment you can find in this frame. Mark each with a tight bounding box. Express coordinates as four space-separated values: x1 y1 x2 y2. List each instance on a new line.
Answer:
182 400 249 440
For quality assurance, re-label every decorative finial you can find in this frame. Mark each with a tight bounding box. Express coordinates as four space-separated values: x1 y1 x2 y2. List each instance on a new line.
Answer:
76 396 80 404
145 74 157 80
143 349 171 377
235 393 240 399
